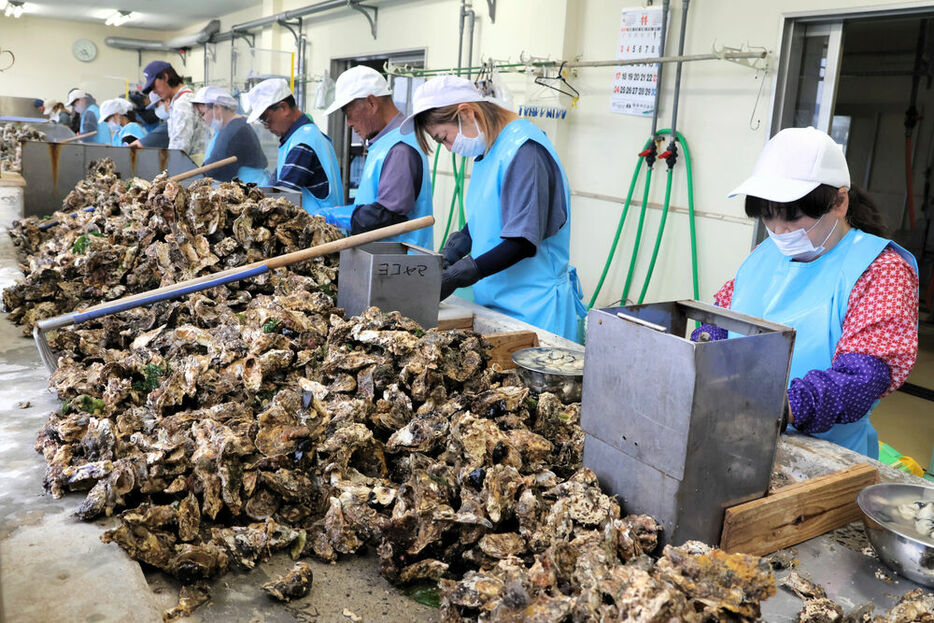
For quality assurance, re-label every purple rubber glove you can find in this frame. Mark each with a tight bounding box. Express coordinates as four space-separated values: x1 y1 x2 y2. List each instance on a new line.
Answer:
788 353 890 434
690 323 728 342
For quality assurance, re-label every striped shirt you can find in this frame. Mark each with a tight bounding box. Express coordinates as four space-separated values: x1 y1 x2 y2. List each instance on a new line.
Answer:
275 116 330 200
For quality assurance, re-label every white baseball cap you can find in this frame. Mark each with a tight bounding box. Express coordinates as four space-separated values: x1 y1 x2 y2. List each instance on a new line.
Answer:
66 88 88 106
246 78 293 124
728 126 851 203
190 86 215 105
206 89 238 110
99 98 134 122
399 75 489 134
325 66 392 116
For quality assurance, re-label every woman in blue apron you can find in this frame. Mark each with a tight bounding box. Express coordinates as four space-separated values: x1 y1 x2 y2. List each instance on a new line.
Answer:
66 89 110 144
100 98 148 146
402 76 585 342
702 127 919 458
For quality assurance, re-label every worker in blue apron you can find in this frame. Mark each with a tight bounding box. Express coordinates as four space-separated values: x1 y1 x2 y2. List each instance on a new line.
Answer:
198 87 269 184
402 76 585 342
191 87 219 160
246 78 341 213
707 127 919 458
66 89 110 144
322 65 433 248
99 98 147 145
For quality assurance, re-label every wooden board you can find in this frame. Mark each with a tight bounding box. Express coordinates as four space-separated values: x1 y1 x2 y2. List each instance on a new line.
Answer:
482 331 539 370
720 463 880 556
437 305 474 331
0 171 26 187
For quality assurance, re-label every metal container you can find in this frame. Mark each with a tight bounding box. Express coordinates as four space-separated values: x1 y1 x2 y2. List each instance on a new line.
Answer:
511 346 584 402
258 185 303 210
581 300 795 547
337 242 442 329
21 141 198 217
858 482 934 588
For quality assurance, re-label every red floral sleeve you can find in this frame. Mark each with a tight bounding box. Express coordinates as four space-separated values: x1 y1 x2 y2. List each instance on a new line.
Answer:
834 248 919 395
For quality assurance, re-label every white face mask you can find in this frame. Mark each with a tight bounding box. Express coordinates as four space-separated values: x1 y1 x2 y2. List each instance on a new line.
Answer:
73 101 86 114
155 106 169 120
450 117 486 158
766 214 838 261
107 120 121 133
210 117 223 131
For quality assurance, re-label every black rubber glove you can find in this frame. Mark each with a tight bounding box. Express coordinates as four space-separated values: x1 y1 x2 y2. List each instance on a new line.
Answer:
440 256 481 300
440 229 472 268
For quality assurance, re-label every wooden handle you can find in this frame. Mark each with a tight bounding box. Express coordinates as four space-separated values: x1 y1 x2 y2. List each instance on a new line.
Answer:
169 156 238 182
75 215 436 315
264 215 435 269
59 131 97 144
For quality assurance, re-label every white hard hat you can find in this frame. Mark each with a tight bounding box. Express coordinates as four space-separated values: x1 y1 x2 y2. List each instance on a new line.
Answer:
325 66 392 116
246 78 293 124
728 127 851 203
399 75 488 135
99 98 134 122
66 88 88 106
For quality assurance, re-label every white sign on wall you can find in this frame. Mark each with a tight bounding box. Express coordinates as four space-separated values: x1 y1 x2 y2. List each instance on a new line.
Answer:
610 6 666 116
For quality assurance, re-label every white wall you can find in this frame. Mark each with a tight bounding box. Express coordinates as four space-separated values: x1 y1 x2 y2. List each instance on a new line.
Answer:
10 0 927 308
0 15 175 105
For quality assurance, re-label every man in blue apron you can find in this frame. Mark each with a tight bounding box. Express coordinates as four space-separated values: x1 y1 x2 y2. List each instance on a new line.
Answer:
718 127 919 458
65 89 110 144
322 66 433 248
246 79 342 214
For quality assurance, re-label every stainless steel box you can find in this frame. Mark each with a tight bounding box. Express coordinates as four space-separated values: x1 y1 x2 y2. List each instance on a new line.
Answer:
337 242 442 329
21 141 198 218
581 300 795 547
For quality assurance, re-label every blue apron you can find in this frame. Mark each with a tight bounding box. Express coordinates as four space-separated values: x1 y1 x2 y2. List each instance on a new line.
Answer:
113 122 147 146
236 166 270 185
466 119 579 341
276 122 342 214
354 127 433 248
81 104 111 144
730 228 917 458
204 131 218 161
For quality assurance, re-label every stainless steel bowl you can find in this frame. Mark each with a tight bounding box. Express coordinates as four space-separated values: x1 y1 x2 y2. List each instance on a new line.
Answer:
511 347 584 403
857 482 934 588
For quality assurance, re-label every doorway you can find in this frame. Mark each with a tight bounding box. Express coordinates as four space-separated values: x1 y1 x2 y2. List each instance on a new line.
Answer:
772 8 934 262
328 49 426 203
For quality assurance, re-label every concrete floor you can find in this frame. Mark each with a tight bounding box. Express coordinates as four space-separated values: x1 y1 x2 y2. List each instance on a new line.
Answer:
0 187 437 623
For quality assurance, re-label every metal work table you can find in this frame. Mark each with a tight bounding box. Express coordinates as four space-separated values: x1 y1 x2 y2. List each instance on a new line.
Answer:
0 185 928 621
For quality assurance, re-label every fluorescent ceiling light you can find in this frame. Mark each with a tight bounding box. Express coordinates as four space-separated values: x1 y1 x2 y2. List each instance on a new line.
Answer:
4 1 25 18
105 10 133 26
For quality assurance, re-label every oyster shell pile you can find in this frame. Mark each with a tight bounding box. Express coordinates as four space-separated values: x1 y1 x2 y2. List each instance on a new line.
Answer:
12 161 788 620
3 158 341 330
0 122 46 173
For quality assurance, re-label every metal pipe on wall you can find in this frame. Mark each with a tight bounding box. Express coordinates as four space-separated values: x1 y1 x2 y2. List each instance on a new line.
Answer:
466 4 475 79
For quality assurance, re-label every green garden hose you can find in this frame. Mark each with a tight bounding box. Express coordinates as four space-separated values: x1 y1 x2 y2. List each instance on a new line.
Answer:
620 166 654 304
587 129 699 308
587 138 652 308
637 167 674 304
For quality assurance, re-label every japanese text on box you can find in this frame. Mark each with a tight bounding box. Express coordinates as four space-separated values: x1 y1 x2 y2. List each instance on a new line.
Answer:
610 7 666 116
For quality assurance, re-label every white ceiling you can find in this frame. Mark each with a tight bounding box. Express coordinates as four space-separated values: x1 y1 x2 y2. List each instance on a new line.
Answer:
17 0 258 31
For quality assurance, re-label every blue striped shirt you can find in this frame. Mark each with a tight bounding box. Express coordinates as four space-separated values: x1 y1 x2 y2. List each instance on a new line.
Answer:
276 115 330 200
